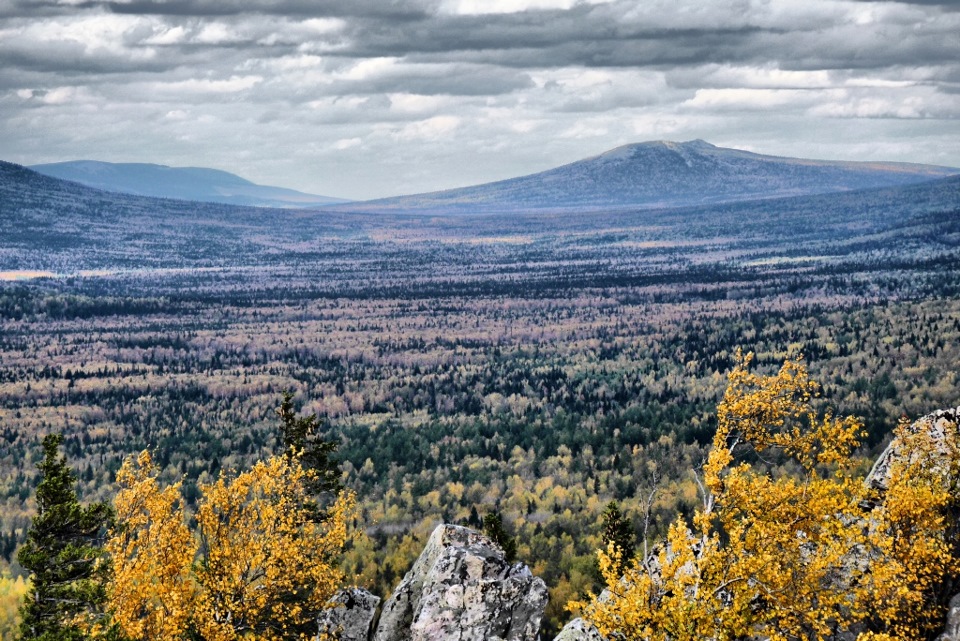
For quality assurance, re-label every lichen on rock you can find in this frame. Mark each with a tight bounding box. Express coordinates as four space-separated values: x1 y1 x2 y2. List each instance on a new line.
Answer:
373 523 548 641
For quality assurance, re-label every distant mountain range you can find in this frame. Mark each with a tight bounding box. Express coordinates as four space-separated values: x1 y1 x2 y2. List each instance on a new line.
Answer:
17 141 960 215
29 160 350 209
334 140 959 213
3 155 960 279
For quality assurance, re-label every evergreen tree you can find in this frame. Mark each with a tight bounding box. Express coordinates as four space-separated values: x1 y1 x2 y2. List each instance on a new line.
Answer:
277 392 342 512
482 511 517 563
18 434 112 641
600 501 635 576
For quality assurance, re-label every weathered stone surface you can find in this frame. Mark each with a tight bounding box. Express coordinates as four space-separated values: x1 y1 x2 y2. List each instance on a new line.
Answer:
319 587 380 641
865 406 960 495
937 592 960 641
552 617 607 641
373 524 548 641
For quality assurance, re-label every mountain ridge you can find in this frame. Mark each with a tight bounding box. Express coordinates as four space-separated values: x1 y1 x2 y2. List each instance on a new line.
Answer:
29 160 350 209
335 140 959 214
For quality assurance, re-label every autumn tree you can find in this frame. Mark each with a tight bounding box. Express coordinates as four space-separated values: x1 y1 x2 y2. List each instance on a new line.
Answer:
101 451 195 640
579 351 960 641
18 434 112 641
100 450 354 641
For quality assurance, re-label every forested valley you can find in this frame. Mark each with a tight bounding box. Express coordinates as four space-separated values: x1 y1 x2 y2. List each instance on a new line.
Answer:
1 165 959 636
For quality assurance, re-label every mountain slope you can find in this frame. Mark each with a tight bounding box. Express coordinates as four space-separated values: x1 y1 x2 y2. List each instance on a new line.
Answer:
337 140 958 213
29 160 349 209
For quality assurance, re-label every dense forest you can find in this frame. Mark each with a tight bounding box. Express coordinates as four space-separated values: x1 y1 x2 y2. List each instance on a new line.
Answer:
1 166 958 635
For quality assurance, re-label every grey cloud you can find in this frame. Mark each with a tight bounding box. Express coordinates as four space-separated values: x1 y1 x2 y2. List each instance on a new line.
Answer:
105 0 438 19
346 18 773 69
0 45 177 75
854 0 959 7
332 64 533 97
7 0 957 80
326 3 951 74
1 0 958 198
0 0 99 19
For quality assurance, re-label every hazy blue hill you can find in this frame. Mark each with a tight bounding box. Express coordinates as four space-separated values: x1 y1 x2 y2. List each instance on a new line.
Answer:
0 160 339 273
337 140 959 213
29 160 350 209
3 157 959 280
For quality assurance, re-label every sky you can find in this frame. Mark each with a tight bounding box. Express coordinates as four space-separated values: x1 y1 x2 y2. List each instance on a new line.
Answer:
0 0 958 200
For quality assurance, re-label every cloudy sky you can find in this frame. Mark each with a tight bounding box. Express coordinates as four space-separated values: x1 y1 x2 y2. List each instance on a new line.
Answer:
1 0 958 199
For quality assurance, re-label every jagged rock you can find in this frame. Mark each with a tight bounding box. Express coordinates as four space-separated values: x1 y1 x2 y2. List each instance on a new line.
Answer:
552 617 607 641
937 592 960 641
865 406 960 495
319 587 380 641
373 524 548 641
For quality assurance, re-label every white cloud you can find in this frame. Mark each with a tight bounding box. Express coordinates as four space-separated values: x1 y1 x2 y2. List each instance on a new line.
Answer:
388 93 454 114
336 58 399 81
41 86 84 105
143 25 186 45
140 75 264 97
194 23 241 45
559 120 608 139
682 87 838 112
334 137 363 150
393 115 461 141
440 0 612 15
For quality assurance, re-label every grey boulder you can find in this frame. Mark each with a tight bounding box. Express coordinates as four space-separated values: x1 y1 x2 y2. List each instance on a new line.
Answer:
319 587 381 641
552 617 608 641
373 523 548 641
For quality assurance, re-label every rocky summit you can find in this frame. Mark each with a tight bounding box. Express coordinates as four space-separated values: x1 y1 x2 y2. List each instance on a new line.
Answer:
374 524 548 641
327 523 548 641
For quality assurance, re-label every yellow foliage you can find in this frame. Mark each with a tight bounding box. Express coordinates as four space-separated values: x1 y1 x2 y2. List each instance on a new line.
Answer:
578 351 960 641
105 450 196 640
101 451 354 641
0 574 28 640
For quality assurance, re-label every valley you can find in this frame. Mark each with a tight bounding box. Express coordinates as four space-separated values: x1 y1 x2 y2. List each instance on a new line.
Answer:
1 155 959 635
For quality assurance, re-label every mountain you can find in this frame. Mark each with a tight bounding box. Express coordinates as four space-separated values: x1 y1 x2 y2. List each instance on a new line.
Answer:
29 160 349 209
337 140 958 213
3 157 959 279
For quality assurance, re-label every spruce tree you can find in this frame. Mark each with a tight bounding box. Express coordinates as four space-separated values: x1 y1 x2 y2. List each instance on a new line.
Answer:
601 501 635 576
482 511 517 563
18 433 112 641
277 391 342 500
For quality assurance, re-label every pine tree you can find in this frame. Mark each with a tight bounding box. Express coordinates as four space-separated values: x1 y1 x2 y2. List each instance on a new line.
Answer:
601 501 635 576
482 511 517 563
18 434 112 641
277 391 341 500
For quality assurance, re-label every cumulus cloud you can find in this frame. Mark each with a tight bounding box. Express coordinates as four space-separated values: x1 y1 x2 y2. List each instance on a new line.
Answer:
0 0 957 199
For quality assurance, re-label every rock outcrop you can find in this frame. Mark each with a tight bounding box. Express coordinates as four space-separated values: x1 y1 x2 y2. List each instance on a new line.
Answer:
938 592 960 641
319 587 381 641
552 617 608 641
865 406 960 495
373 524 548 641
